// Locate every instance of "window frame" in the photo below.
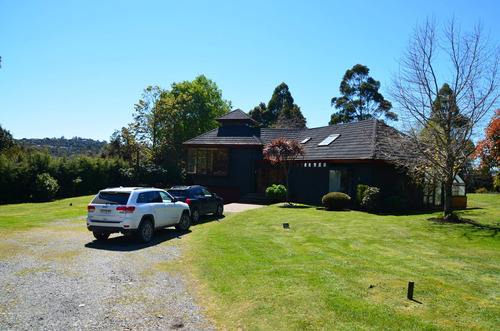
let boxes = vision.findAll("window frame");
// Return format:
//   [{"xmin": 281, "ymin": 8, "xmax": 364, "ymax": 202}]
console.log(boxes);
[{"xmin": 187, "ymin": 147, "xmax": 228, "ymax": 176}]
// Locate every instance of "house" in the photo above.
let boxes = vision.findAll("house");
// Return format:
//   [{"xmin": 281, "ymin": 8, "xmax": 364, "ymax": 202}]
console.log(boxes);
[{"xmin": 183, "ymin": 109, "xmax": 422, "ymax": 206}]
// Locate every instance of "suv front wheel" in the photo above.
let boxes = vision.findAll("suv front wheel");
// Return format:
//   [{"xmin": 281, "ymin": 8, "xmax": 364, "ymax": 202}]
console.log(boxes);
[{"xmin": 215, "ymin": 203, "xmax": 224, "ymax": 217}]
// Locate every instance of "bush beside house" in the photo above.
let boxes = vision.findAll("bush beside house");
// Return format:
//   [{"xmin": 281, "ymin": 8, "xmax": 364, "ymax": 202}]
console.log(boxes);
[
  {"xmin": 322, "ymin": 192, "xmax": 351, "ymax": 211},
  {"xmin": 265, "ymin": 184, "xmax": 287, "ymax": 204}
]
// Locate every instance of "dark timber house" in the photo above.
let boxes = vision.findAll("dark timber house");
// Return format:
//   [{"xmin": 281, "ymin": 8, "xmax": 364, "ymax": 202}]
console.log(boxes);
[{"xmin": 183, "ymin": 109, "xmax": 421, "ymax": 206}]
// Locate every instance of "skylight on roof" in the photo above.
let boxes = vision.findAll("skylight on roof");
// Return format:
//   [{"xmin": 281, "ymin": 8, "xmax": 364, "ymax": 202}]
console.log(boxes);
[
  {"xmin": 301, "ymin": 137, "xmax": 311, "ymax": 144},
  {"xmin": 318, "ymin": 134, "xmax": 340, "ymax": 146}
]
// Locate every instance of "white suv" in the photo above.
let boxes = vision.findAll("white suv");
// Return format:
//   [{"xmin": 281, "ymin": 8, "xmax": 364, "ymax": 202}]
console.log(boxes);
[{"xmin": 87, "ymin": 187, "xmax": 191, "ymax": 243}]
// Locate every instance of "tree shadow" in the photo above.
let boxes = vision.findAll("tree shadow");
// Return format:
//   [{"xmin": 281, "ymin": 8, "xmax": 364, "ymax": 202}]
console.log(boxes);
[
  {"xmin": 85, "ymin": 228, "xmax": 191, "ymax": 252},
  {"xmin": 193, "ymin": 214, "xmax": 225, "ymax": 225},
  {"xmin": 279, "ymin": 203, "xmax": 313, "ymax": 209},
  {"xmin": 428, "ymin": 217, "xmax": 500, "ymax": 239}
]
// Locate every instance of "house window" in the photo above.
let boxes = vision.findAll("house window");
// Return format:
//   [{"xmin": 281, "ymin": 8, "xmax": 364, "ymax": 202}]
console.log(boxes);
[
  {"xmin": 329, "ymin": 170, "xmax": 351, "ymax": 194},
  {"xmin": 187, "ymin": 148, "xmax": 228, "ymax": 175},
  {"xmin": 301, "ymin": 137, "xmax": 311, "ymax": 144}
]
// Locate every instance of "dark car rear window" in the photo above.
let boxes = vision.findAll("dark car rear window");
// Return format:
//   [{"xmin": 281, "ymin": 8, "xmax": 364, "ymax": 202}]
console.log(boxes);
[
  {"xmin": 91, "ymin": 192, "xmax": 130, "ymax": 205},
  {"xmin": 168, "ymin": 190, "xmax": 187, "ymax": 197}
]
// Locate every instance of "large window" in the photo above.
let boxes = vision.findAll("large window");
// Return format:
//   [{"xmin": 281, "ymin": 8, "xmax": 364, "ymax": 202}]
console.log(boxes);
[
  {"xmin": 187, "ymin": 148, "xmax": 228, "ymax": 175},
  {"xmin": 329, "ymin": 169, "xmax": 351, "ymax": 194}
]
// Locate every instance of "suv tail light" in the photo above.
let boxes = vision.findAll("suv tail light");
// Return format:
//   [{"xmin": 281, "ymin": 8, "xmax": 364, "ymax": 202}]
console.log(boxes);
[
  {"xmin": 185, "ymin": 199, "xmax": 192, "ymax": 205},
  {"xmin": 87, "ymin": 205, "xmax": 95, "ymax": 211},
  {"xmin": 116, "ymin": 206, "xmax": 136, "ymax": 212}
]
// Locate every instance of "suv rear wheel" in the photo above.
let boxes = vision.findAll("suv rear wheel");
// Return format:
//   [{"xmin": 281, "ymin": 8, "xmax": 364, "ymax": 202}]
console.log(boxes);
[
  {"xmin": 191, "ymin": 208, "xmax": 200, "ymax": 223},
  {"xmin": 137, "ymin": 219, "xmax": 154, "ymax": 243},
  {"xmin": 175, "ymin": 212, "xmax": 191, "ymax": 232},
  {"xmin": 93, "ymin": 231, "xmax": 110, "ymax": 240}
]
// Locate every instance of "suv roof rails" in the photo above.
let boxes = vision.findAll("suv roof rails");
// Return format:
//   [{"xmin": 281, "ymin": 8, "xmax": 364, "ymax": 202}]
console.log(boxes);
[{"xmin": 102, "ymin": 186, "xmax": 155, "ymax": 191}]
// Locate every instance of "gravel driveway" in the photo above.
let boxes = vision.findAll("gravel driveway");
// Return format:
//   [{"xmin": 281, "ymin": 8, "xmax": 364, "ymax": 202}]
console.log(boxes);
[{"xmin": 0, "ymin": 218, "xmax": 215, "ymax": 330}]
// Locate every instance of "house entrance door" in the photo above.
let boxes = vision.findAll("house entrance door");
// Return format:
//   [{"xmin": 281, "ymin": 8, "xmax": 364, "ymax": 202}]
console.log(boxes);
[{"xmin": 255, "ymin": 166, "xmax": 285, "ymax": 193}]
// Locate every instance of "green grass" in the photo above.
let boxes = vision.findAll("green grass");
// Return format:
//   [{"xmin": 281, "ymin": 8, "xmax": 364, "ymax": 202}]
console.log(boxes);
[
  {"xmin": 0, "ymin": 195, "xmax": 92, "ymax": 230},
  {"xmin": 186, "ymin": 194, "xmax": 500, "ymax": 330}
]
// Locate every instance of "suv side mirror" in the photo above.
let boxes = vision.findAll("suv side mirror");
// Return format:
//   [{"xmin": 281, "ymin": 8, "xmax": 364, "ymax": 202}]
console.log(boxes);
[{"xmin": 172, "ymin": 197, "xmax": 179, "ymax": 203}]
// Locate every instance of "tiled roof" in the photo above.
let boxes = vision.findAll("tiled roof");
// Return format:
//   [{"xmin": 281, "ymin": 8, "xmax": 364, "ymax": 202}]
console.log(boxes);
[
  {"xmin": 184, "ymin": 119, "xmax": 402, "ymax": 161},
  {"xmin": 216, "ymin": 109, "xmax": 259, "ymax": 126}
]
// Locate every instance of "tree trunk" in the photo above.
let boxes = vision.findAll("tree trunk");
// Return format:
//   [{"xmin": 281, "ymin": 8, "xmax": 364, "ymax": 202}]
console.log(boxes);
[
  {"xmin": 443, "ymin": 174, "xmax": 454, "ymax": 216},
  {"xmin": 283, "ymin": 164, "xmax": 290, "ymax": 203}
]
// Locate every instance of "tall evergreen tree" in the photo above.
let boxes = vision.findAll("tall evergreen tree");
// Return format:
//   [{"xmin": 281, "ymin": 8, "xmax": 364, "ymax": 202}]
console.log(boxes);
[
  {"xmin": 330, "ymin": 64, "xmax": 396, "ymax": 124},
  {"xmin": 276, "ymin": 100, "xmax": 306, "ymax": 129},
  {"xmin": 249, "ymin": 82, "xmax": 306, "ymax": 128}
]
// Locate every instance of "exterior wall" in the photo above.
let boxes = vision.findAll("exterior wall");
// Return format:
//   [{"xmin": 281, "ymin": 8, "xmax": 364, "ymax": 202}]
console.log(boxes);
[
  {"xmin": 289, "ymin": 163, "xmax": 375, "ymax": 206},
  {"xmin": 187, "ymin": 146, "xmax": 259, "ymax": 203},
  {"xmin": 288, "ymin": 162, "xmax": 410, "ymax": 206},
  {"xmin": 188, "ymin": 148, "xmax": 414, "ymax": 207}
]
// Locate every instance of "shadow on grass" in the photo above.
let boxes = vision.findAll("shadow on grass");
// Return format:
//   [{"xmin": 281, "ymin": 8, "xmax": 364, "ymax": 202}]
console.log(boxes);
[
  {"xmin": 428, "ymin": 216, "xmax": 500, "ymax": 238},
  {"xmin": 84, "ymin": 214, "xmax": 225, "ymax": 252},
  {"xmin": 279, "ymin": 203, "xmax": 314, "ymax": 209},
  {"xmin": 194, "ymin": 214, "xmax": 225, "ymax": 225},
  {"xmin": 85, "ymin": 228, "xmax": 191, "ymax": 252}
]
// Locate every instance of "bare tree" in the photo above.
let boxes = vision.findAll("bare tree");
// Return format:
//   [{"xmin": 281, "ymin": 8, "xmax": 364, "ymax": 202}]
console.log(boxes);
[{"xmin": 390, "ymin": 18, "xmax": 500, "ymax": 217}]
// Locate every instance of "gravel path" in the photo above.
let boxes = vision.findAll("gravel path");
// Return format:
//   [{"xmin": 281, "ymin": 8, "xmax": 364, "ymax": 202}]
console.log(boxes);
[{"xmin": 0, "ymin": 218, "xmax": 215, "ymax": 331}]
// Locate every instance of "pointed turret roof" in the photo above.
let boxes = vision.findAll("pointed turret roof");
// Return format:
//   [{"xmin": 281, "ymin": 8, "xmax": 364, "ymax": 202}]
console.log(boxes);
[{"xmin": 216, "ymin": 109, "xmax": 259, "ymax": 126}]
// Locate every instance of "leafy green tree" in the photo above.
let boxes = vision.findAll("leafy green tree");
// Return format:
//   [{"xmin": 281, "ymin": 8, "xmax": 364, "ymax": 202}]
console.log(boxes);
[
  {"xmin": 131, "ymin": 86, "xmax": 165, "ymax": 161},
  {"xmin": 330, "ymin": 64, "xmax": 396, "ymax": 124},
  {"xmin": 153, "ymin": 75, "xmax": 232, "ymax": 168},
  {"xmin": 475, "ymin": 108, "xmax": 500, "ymax": 190},
  {"xmin": 104, "ymin": 127, "xmax": 142, "ymax": 163},
  {"xmin": 248, "ymin": 102, "xmax": 267, "ymax": 126},
  {"xmin": 0, "ymin": 124, "xmax": 15, "ymax": 153}
]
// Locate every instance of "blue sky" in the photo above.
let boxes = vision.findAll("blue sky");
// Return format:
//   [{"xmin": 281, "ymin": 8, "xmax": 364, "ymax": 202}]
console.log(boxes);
[{"xmin": 1, "ymin": 0, "xmax": 499, "ymax": 141}]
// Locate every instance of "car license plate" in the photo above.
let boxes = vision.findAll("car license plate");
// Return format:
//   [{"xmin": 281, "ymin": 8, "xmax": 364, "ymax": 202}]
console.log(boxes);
[{"xmin": 101, "ymin": 209, "xmax": 111, "ymax": 214}]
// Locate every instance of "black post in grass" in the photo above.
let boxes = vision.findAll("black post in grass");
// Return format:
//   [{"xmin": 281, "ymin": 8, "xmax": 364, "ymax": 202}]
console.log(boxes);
[{"xmin": 407, "ymin": 281, "xmax": 414, "ymax": 300}]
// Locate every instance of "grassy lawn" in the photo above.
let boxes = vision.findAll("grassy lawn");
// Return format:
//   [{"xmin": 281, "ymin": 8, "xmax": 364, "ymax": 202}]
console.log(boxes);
[
  {"xmin": 0, "ymin": 195, "xmax": 92, "ymax": 230},
  {"xmin": 186, "ymin": 194, "xmax": 500, "ymax": 330}
]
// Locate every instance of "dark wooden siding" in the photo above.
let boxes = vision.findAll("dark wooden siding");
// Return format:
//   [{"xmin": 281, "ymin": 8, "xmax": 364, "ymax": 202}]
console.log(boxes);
[{"xmin": 187, "ymin": 146, "xmax": 260, "ymax": 203}]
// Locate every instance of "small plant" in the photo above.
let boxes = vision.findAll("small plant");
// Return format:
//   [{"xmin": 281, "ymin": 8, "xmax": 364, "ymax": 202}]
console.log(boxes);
[
  {"xmin": 356, "ymin": 184, "xmax": 368, "ymax": 205},
  {"xmin": 322, "ymin": 192, "xmax": 351, "ymax": 211},
  {"xmin": 475, "ymin": 187, "xmax": 489, "ymax": 194},
  {"xmin": 384, "ymin": 195, "xmax": 407, "ymax": 212},
  {"xmin": 360, "ymin": 186, "xmax": 380, "ymax": 212},
  {"xmin": 265, "ymin": 184, "xmax": 287, "ymax": 204}
]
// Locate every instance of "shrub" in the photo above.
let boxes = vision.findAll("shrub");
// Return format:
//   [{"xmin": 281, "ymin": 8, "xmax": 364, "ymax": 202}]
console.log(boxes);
[
  {"xmin": 322, "ymin": 192, "xmax": 351, "ymax": 211},
  {"xmin": 360, "ymin": 186, "xmax": 381, "ymax": 212},
  {"xmin": 356, "ymin": 184, "xmax": 368, "ymax": 205},
  {"xmin": 31, "ymin": 173, "xmax": 59, "ymax": 202},
  {"xmin": 475, "ymin": 187, "xmax": 489, "ymax": 194},
  {"xmin": 384, "ymin": 195, "xmax": 407, "ymax": 212},
  {"xmin": 265, "ymin": 184, "xmax": 287, "ymax": 204}
]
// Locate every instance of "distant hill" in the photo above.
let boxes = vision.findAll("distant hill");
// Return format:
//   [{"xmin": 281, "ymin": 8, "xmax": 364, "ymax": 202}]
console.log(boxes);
[{"xmin": 16, "ymin": 137, "xmax": 107, "ymax": 157}]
